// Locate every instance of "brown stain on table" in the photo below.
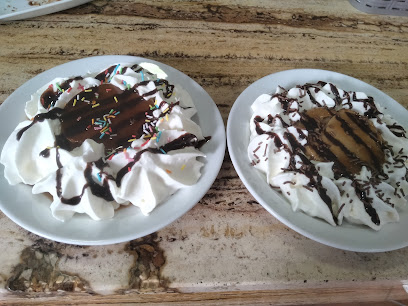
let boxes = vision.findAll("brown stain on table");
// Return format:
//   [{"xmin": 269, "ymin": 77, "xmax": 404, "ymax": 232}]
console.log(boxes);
[
  {"xmin": 6, "ymin": 239, "xmax": 93, "ymax": 294},
  {"xmin": 120, "ymin": 233, "xmax": 173, "ymax": 293}
]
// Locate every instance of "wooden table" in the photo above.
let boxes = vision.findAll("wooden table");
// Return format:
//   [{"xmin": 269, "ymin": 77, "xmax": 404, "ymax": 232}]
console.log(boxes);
[{"xmin": 1, "ymin": 0, "xmax": 408, "ymax": 304}]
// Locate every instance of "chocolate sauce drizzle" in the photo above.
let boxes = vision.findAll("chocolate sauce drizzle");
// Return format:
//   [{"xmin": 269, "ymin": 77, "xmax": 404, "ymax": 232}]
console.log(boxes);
[
  {"xmin": 17, "ymin": 107, "xmax": 64, "ymax": 141},
  {"xmin": 39, "ymin": 148, "xmax": 51, "ymax": 158},
  {"xmin": 40, "ymin": 77, "xmax": 83, "ymax": 109},
  {"xmin": 352, "ymin": 181, "xmax": 380, "ymax": 225},
  {"xmin": 386, "ymin": 123, "xmax": 407, "ymax": 138}
]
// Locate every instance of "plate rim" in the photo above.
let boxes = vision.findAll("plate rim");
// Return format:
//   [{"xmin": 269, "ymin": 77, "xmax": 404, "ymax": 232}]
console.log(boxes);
[
  {"xmin": 227, "ymin": 68, "xmax": 408, "ymax": 252},
  {"xmin": 0, "ymin": 55, "xmax": 226, "ymax": 245}
]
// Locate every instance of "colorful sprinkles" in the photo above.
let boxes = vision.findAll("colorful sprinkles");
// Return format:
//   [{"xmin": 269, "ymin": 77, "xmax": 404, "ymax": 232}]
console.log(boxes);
[{"xmin": 90, "ymin": 107, "xmax": 121, "ymax": 140}]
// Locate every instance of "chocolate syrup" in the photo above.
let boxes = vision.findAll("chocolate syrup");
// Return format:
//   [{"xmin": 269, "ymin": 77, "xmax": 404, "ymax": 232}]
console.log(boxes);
[
  {"xmin": 352, "ymin": 181, "xmax": 380, "ymax": 225},
  {"xmin": 387, "ymin": 123, "xmax": 406, "ymax": 138},
  {"xmin": 39, "ymin": 148, "xmax": 51, "ymax": 158},
  {"xmin": 55, "ymin": 159, "xmax": 114, "ymax": 205},
  {"xmin": 329, "ymin": 83, "xmax": 343, "ymax": 105},
  {"xmin": 40, "ymin": 77, "xmax": 82, "ymax": 109},
  {"xmin": 16, "ymin": 107, "xmax": 64, "ymax": 141}
]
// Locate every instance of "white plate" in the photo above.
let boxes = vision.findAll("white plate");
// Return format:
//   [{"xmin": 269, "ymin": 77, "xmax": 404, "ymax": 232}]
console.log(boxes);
[
  {"xmin": 0, "ymin": 0, "xmax": 92, "ymax": 21},
  {"xmin": 0, "ymin": 55, "xmax": 225, "ymax": 245},
  {"xmin": 227, "ymin": 69, "xmax": 408, "ymax": 252}
]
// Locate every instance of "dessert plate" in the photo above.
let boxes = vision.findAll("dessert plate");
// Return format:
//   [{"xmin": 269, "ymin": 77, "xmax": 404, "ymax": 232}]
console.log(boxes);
[
  {"xmin": 0, "ymin": 55, "xmax": 225, "ymax": 245},
  {"xmin": 0, "ymin": 0, "xmax": 92, "ymax": 21},
  {"xmin": 227, "ymin": 69, "xmax": 408, "ymax": 252}
]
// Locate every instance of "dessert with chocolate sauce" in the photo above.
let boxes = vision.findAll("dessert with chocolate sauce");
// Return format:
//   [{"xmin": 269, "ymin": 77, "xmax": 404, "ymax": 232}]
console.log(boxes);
[
  {"xmin": 1, "ymin": 63, "xmax": 208, "ymax": 221},
  {"xmin": 248, "ymin": 81, "xmax": 408, "ymax": 230}
]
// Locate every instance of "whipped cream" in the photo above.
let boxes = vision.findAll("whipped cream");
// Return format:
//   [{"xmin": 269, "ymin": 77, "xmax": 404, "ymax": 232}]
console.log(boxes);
[
  {"xmin": 1, "ymin": 63, "xmax": 207, "ymax": 221},
  {"xmin": 248, "ymin": 82, "xmax": 408, "ymax": 230}
]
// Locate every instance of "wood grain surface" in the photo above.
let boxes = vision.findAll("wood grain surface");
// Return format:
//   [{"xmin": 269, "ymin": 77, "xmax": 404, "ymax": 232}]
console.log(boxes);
[{"xmin": 0, "ymin": 0, "xmax": 408, "ymax": 304}]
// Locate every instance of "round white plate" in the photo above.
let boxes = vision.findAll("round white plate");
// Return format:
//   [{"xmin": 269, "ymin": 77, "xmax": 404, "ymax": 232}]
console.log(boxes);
[
  {"xmin": 0, "ymin": 55, "xmax": 225, "ymax": 245},
  {"xmin": 227, "ymin": 69, "xmax": 408, "ymax": 252}
]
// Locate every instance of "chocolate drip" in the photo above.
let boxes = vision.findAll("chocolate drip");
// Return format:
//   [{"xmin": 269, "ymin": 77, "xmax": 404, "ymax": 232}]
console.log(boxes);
[
  {"xmin": 39, "ymin": 148, "xmax": 51, "ymax": 158},
  {"xmin": 386, "ymin": 123, "xmax": 406, "ymax": 138},
  {"xmin": 296, "ymin": 128, "xmax": 307, "ymax": 140},
  {"xmin": 83, "ymin": 163, "xmax": 114, "ymax": 203},
  {"xmin": 254, "ymin": 121, "xmax": 265, "ymax": 135},
  {"xmin": 287, "ymin": 149, "xmax": 337, "ymax": 224},
  {"xmin": 40, "ymin": 77, "xmax": 82, "ymax": 109},
  {"xmin": 273, "ymin": 134, "xmax": 283, "ymax": 148},
  {"xmin": 254, "ymin": 114, "xmax": 291, "ymax": 136},
  {"xmin": 284, "ymin": 131, "xmax": 336, "ymax": 221},
  {"xmin": 130, "ymin": 64, "xmax": 155, "ymax": 78},
  {"xmin": 352, "ymin": 181, "xmax": 380, "ymax": 225},
  {"xmin": 351, "ymin": 93, "xmax": 380, "ymax": 118},
  {"xmin": 253, "ymin": 119, "xmax": 287, "ymax": 150},
  {"xmin": 130, "ymin": 64, "xmax": 143, "ymax": 73},
  {"xmin": 316, "ymin": 81, "xmax": 327, "ymax": 87},
  {"xmin": 329, "ymin": 83, "xmax": 343, "ymax": 105},
  {"xmin": 59, "ymin": 185, "xmax": 87, "ymax": 205},
  {"xmin": 154, "ymin": 79, "xmax": 175, "ymax": 98},
  {"xmin": 55, "ymin": 159, "xmax": 114, "ymax": 205},
  {"xmin": 56, "ymin": 147, "xmax": 62, "ymax": 198},
  {"xmin": 17, "ymin": 107, "xmax": 64, "ymax": 141},
  {"xmin": 276, "ymin": 96, "xmax": 298, "ymax": 114},
  {"xmin": 162, "ymin": 133, "xmax": 198, "ymax": 152},
  {"xmin": 284, "ymin": 131, "xmax": 304, "ymax": 153},
  {"xmin": 95, "ymin": 65, "xmax": 119, "ymax": 81},
  {"xmin": 305, "ymin": 87, "xmax": 321, "ymax": 106},
  {"xmin": 197, "ymin": 136, "xmax": 211, "ymax": 149},
  {"xmin": 94, "ymin": 158, "xmax": 106, "ymax": 170}
]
